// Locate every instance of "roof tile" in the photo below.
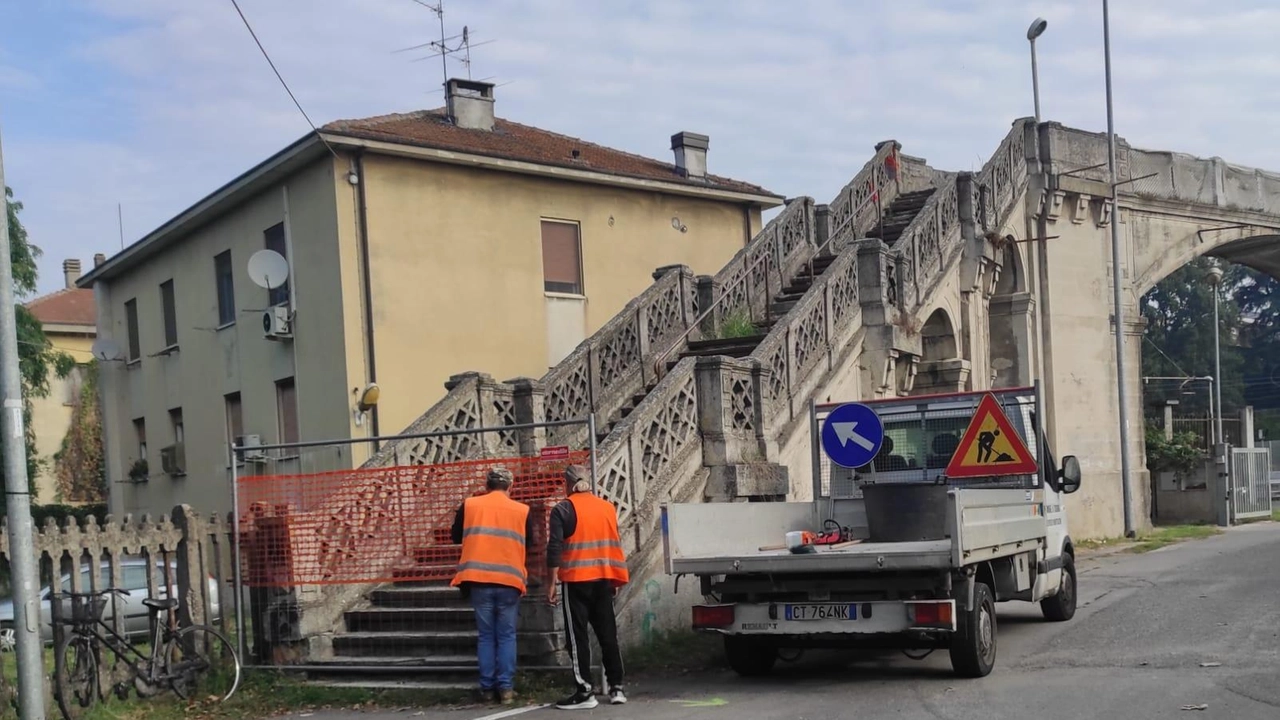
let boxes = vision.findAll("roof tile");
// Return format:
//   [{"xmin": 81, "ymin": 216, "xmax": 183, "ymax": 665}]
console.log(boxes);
[
  {"xmin": 25, "ymin": 288, "xmax": 96, "ymax": 328},
  {"xmin": 322, "ymin": 110, "xmax": 778, "ymax": 197}
]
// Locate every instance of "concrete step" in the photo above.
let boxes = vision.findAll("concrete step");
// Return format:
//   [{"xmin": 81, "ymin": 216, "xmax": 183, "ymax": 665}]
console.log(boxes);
[
  {"xmin": 332, "ymin": 630, "xmax": 559, "ymax": 659},
  {"xmin": 370, "ymin": 584, "xmax": 462, "ymax": 608},
  {"xmin": 344, "ymin": 606, "xmax": 475, "ymax": 632},
  {"xmin": 305, "ymin": 678, "xmax": 472, "ymax": 691}
]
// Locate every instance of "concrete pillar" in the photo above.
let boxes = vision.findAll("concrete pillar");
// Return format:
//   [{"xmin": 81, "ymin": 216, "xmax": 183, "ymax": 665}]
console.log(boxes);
[
  {"xmin": 1240, "ymin": 406, "xmax": 1255, "ymax": 448},
  {"xmin": 694, "ymin": 356, "xmax": 788, "ymax": 501},
  {"xmin": 1164, "ymin": 404, "xmax": 1174, "ymax": 441}
]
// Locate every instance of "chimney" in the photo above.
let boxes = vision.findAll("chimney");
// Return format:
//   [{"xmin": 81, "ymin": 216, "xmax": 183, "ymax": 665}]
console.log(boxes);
[
  {"xmin": 63, "ymin": 259, "xmax": 82, "ymax": 289},
  {"xmin": 445, "ymin": 78, "xmax": 495, "ymax": 131},
  {"xmin": 671, "ymin": 132, "xmax": 710, "ymax": 179},
  {"xmin": 93, "ymin": 253, "xmax": 106, "ymax": 268}
]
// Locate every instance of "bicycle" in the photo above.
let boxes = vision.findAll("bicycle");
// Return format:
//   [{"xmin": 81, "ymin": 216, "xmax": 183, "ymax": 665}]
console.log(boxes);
[{"xmin": 54, "ymin": 588, "xmax": 241, "ymax": 720}]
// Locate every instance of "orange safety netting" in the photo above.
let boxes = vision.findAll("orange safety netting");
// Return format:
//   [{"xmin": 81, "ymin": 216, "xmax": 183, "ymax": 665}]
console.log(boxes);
[{"xmin": 237, "ymin": 452, "xmax": 589, "ymax": 587}]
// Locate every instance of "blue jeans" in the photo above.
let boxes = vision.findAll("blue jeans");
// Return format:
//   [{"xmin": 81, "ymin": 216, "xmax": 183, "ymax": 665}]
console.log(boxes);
[{"xmin": 470, "ymin": 584, "xmax": 521, "ymax": 691}]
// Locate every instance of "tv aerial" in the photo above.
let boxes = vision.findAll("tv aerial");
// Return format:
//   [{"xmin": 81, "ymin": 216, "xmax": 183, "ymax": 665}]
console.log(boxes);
[
  {"xmin": 247, "ymin": 250, "xmax": 290, "ymax": 290},
  {"xmin": 91, "ymin": 338, "xmax": 124, "ymax": 362}
]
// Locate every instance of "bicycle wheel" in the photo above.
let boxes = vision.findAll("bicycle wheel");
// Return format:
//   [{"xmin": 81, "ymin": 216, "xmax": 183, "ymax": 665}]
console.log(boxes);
[
  {"xmin": 163, "ymin": 624, "xmax": 241, "ymax": 703},
  {"xmin": 54, "ymin": 634, "xmax": 98, "ymax": 720}
]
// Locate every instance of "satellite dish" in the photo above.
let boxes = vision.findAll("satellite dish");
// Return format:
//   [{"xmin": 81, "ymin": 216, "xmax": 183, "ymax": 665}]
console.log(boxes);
[
  {"xmin": 91, "ymin": 338, "xmax": 123, "ymax": 362},
  {"xmin": 247, "ymin": 250, "xmax": 290, "ymax": 290}
]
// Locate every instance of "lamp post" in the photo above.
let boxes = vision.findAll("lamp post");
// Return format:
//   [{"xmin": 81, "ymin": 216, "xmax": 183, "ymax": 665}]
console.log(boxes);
[
  {"xmin": 1206, "ymin": 266, "xmax": 1225, "ymax": 445},
  {"xmin": 1102, "ymin": 0, "xmax": 1135, "ymax": 537},
  {"xmin": 1027, "ymin": 18, "xmax": 1048, "ymax": 123}
]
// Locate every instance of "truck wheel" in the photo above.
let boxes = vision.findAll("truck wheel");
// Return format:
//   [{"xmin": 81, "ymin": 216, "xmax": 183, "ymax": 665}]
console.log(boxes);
[
  {"xmin": 723, "ymin": 635, "xmax": 777, "ymax": 677},
  {"xmin": 1040, "ymin": 553, "xmax": 1077, "ymax": 622},
  {"xmin": 950, "ymin": 582, "xmax": 996, "ymax": 678}
]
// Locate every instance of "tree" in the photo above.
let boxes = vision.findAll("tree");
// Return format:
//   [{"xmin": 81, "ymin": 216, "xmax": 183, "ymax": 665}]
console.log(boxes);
[
  {"xmin": 55, "ymin": 361, "xmax": 106, "ymax": 502},
  {"xmin": 1140, "ymin": 257, "xmax": 1244, "ymax": 415},
  {"xmin": 3, "ymin": 186, "xmax": 75, "ymax": 508}
]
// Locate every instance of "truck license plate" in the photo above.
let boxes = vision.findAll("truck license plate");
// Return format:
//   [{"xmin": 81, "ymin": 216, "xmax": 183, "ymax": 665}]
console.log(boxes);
[{"xmin": 785, "ymin": 604, "xmax": 857, "ymax": 621}]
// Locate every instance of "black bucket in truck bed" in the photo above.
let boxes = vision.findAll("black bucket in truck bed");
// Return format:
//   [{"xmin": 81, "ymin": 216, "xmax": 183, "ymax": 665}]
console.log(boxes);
[{"xmin": 861, "ymin": 483, "xmax": 949, "ymax": 543}]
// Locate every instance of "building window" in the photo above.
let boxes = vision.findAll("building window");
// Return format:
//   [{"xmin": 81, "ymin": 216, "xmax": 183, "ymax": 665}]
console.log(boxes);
[
  {"xmin": 124, "ymin": 299, "xmax": 140, "ymax": 361},
  {"xmin": 540, "ymin": 220, "xmax": 583, "ymax": 295},
  {"xmin": 225, "ymin": 392, "xmax": 243, "ymax": 443},
  {"xmin": 133, "ymin": 418, "xmax": 147, "ymax": 459},
  {"xmin": 215, "ymin": 250, "xmax": 235, "ymax": 326},
  {"xmin": 159, "ymin": 279, "xmax": 178, "ymax": 348},
  {"xmin": 264, "ymin": 223, "xmax": 290, "ymax": 307},
  {"xmin": 169, "ymin": 408, "xmax": 184, "ymax": 444},
  {"xmin": 276, "ymin": 378, "xmax": 298, "ymax": 445}
]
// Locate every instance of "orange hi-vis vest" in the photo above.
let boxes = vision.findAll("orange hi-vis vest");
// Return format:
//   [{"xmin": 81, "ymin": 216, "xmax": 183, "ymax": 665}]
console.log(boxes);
[
  {"xmin": 451, "ymin": 491, "xmax": 531, "ymax": 594},
  {"xmin": 560, "ymin": 493, "xmax": 629, "ymax": 586}
]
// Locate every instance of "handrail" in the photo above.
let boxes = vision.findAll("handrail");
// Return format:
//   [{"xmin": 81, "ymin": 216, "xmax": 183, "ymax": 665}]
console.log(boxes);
[
  {"xmin": 651, "ymin": 245, "xmax": 775, "ymax": 377},
  {"xmin": 802, "ymin": 172, "xmax": 885, "ymax": 285}
]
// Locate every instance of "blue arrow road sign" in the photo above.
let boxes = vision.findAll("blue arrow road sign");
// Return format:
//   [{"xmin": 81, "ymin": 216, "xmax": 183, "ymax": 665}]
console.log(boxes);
[{"xmin": 821, "ymin": 403, "xmax": 885, "ymax": 469}]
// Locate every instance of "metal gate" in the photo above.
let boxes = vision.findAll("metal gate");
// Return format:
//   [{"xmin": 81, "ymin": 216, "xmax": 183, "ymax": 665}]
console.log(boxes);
[{"xmin": 1230, "ymin": 447, "xmax": 1273, "ymax": 521}]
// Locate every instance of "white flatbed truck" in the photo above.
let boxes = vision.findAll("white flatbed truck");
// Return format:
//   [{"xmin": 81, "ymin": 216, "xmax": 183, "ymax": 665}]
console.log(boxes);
[{"xmin": 661, "ymin": 387, "xmax": 1082, "ymax": 677}]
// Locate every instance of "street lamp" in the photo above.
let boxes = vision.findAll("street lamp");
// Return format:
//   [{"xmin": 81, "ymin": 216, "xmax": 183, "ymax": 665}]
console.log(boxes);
[
  {"xmin": 1102, "ymin": 0, "xmax": 1136, "ymax": 537},
  {"xmin": 1027, "ymin": 18, "xmax": 1049, "ymax": 123},
  {"xmin": 1206, "ymin": 265, "xmax": 1225, "ymax": 445}
]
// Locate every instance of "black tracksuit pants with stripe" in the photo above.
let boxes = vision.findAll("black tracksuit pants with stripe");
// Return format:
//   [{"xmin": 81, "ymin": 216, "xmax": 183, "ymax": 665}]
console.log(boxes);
[{"xmin": 562, "ymin": 579, "xmax": 624, "ymax": 693}]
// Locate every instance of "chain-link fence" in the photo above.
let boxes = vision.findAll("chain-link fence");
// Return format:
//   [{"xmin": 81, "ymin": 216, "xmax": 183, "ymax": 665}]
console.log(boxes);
[{"xmin": 813, "ymin": 388, "xmax": 1042, "ymax": 501}]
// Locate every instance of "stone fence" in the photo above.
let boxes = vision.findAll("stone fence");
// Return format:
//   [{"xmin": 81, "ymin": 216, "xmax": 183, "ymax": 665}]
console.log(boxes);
[{"xmin": 0, "ymin": 507, "xmax": 234, "ymax": 697}]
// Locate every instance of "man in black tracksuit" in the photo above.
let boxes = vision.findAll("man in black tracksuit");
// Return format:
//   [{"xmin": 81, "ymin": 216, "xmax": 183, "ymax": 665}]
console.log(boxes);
[{"xmin": 546, "ymin": 465, "xmax": 628, "ymax": 710}]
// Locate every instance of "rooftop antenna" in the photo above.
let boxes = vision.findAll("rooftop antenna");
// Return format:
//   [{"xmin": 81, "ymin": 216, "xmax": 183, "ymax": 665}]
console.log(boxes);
[
  {"xmin": 117, "ymin": 203, "xmax": 124, "ymax": 250},
  {"xmin": 402, "ymin": 1, "xmax": 492, "ymax": 88}
]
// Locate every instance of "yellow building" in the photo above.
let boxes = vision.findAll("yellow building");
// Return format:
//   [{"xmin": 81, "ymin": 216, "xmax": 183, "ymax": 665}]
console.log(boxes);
[
  {"xmin": 25, "ymin": 258, "xmax": 97, "ymax": 504},
  {"xmin": 78, "ymin": 79, "xmax": 781, "ymax": 518}
]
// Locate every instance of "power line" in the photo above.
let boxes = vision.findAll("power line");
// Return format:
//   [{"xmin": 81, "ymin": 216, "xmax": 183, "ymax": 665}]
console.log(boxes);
[
  {"xmin": 229, "ymin": 0, "xmax": 340, "ymax": 160},
  {"xmin": 1142, "ymin": 335, "xmax": 1193, "ymax": 378}
]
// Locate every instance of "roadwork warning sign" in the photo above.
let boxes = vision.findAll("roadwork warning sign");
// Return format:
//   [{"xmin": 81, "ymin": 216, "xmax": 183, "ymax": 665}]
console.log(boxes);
[{"xmin": 945, "ymin": 393, "xmax": 1038, "ymax": 478}]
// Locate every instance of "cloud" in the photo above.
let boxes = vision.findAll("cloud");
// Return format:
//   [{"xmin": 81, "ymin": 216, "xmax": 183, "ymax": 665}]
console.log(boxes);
[{"xmin": 2, "ymin": 0, "xmax": 1279, "ymax": 294}]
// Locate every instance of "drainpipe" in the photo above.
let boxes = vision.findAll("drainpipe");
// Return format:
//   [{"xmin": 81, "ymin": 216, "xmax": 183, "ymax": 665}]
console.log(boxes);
[{"xmin": 353, "ymin": 151, "xmax": 380, "ymax": 445}]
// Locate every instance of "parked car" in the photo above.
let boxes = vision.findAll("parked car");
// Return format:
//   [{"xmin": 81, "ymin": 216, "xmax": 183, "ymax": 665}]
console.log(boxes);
[{"xmin": 0, "ymin": 557, "xmax": 221, "ymax": 651}]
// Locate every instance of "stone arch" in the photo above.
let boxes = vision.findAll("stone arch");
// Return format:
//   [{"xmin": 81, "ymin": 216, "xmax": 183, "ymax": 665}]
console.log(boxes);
[
  {"xmin": 1135, "ymin": 231, "xmax": 1280, "ymax": 298},
  {"xmin": 921, "ymin": 308, "xmax": 958, "ymax": 362},
  {"xmin": 914, "ymin": 307, "xmax": 968, "ymax": 395},
  {"xmin": 993, "ymin": 240, "xmax": 1027, "ymax": 295},
  {"xmin": 988, "ymin": 240, "xmax": 1034, "ymax": 389}
]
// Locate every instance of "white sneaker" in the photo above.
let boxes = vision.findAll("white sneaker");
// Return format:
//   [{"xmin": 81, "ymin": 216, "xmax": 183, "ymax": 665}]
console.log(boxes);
[
  {"xmin": 555, "ymin": 690, "xmax": 598, "ymax": 710},
  {"xmin": 609, "ymin": 688, "xmax": 627, "ymax": 705}
]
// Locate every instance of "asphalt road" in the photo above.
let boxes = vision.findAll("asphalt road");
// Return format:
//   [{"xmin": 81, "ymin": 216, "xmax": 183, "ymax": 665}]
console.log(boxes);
[{"xmin": 293, "ymin": 523, "xmax": 1280, "ymax": 720}]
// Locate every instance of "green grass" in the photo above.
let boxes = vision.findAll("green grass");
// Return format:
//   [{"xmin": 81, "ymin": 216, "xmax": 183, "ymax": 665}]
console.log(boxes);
[
  {"xmin": 1130, "ymin": 524, "xmax": 1222, "ymax": 553},
  {"xmin": 716, "ymin": 309, "xmax": 759, "ymax": 340},
  {"xmin": 1077, "ymin": 524, "xmax": 1223, "ymax": 554},
  {"xmin": 0, "ymin": 631, "xmax": 730, "ymax": 719},
  {"xmin": 1272, "ymin": 508, "xmax": 1279, "ymax": 523}
]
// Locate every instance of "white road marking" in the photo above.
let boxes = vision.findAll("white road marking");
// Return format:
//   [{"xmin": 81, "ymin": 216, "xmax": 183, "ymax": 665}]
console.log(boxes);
[{"xmin": 470, "ymin": 703, "xmax": 550, "ymax": 720}]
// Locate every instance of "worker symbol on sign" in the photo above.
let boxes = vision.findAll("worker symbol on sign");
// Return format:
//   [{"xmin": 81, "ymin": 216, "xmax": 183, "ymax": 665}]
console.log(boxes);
[
  {"xmin": 976, "ymin": 430, "xmax": 1014, "ymax": 464},
  {"xmin": 945, "ymin": 393, "xmax": 1038, "ymax": 478}
]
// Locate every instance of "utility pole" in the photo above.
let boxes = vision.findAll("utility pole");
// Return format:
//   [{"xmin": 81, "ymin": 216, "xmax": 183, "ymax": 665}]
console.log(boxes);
[
  {"xmin": 1102, "ymin": 0, "xmax": 1136, "ymax": 538},
  {"xmin": 0, "ymin": 124, "xmax": 47, "ymax": 718}
]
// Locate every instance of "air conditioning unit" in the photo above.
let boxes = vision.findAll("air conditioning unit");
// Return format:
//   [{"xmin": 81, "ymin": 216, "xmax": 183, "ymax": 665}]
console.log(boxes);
[
  {"xmin": 160, "ymin": 443, "xmax": 186, "ymax": 476},
  {"xmin": 263, "ymin": 306, "xmax": 293, "ymax": 340},
  {"xmin": 235, "ymin": 434, "xmax": 266, "ymax": 463}
]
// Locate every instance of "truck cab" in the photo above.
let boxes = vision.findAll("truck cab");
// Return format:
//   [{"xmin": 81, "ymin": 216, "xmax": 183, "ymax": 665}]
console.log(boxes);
[{"xmin": 661, "ymin": 387, "xmax": 1082, "ymax": 678}]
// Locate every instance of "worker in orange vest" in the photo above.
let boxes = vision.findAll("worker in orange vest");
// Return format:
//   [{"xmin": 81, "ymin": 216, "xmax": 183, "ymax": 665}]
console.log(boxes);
[
  {"xmin": 546, "ymin": 464, "xmax": 630, "ymax": 710},
  {"xmin": 450, "ymin": 467, "xmax": 534, "ymax": 705}
]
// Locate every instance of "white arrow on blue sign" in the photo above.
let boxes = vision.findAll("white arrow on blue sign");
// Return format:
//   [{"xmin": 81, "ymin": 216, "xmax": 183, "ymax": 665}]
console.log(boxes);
[{"xmin": 821, "ymin": 403, "xmax": 885, "ymax": 469}]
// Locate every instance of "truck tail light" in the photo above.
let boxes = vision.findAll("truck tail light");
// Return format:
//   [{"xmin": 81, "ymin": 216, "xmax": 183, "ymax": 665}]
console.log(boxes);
[
  {"xmin": 907, "ymin": 600, "xmax": 954, "ymax": 630},
  {"xmin": 692, "ymin": 604, "xmax": 735, "ymax": 629}
]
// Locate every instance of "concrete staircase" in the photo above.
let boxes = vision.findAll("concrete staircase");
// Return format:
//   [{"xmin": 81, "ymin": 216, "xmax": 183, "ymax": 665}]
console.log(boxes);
[
  {"xmin": 254, "ymin": 119, "xmax": 1038, "ymax": 683},
  {"xmin": 308, "ymin": 581, "xmax": 560, "ymax": 687}
]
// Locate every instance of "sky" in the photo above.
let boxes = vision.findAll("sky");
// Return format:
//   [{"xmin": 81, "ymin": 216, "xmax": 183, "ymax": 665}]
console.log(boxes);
[{"xmin": 2, "ymin": 0, "xmax": 1280, "ymax": 297}]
